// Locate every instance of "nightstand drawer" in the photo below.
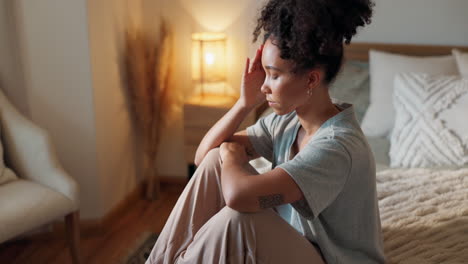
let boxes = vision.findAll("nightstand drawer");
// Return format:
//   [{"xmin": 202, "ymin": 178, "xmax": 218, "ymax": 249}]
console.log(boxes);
[
  {"xmin": 184, "ymin": 113, "xmax": 255, "ymax": 146},
  {"xmin": 184, "ymin": 127, "xmax": 209, "ymax": 145},
  {"xmin": 184, "ymin": 104, "xmax": 229, "ymax": 128}
]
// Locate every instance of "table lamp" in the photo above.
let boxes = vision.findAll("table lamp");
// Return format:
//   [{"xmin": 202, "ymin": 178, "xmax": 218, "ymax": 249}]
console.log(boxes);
[{"xmin": 191, "ymin": 32, "xmax": 227, "ymax": 97}]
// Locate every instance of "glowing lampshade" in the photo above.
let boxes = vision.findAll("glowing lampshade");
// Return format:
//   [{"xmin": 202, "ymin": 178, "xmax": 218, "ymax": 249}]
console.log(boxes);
[{"xmin": 192, "ymin": 32, "xmax": 227, "ymax": 96}]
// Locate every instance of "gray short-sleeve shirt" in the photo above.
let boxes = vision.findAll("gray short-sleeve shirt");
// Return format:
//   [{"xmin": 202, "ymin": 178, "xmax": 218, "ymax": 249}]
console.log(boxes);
[{"xmin": 247, "ymin": 102, "xmax": 385, "ymax": 264}]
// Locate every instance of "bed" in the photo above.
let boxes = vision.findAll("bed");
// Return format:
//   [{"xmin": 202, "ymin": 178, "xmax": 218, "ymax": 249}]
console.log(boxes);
[{"xmin": 250, "ymin": 43, "xmax": 468, "ymax": 263}]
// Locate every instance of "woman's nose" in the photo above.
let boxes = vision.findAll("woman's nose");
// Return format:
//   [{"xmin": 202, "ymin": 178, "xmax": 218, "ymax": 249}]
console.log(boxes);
[{"xmin": 260, "ymin": 82, "xmax": 270, "ymax": 94}]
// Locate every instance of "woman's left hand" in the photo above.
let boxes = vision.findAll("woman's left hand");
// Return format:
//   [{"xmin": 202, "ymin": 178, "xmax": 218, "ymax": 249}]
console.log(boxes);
[{"xmin": 220, "ymin": 142, "xmax": 249, "ymax": 164}]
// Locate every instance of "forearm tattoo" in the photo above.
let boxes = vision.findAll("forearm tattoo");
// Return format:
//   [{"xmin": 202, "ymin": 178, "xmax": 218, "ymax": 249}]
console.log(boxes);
[{"xmin": 258, "ymin": 194, "xmax": 284, "ymax": 209}]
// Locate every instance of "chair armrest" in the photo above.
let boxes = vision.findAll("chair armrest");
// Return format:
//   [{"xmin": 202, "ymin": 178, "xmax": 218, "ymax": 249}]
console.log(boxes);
[{"xmin": 0, "ymin": 91, "xmax": 79, "ymax": 207}]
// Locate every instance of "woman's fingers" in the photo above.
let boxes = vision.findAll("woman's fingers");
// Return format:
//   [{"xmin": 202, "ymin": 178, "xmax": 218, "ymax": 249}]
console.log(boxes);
[
  {"xmin": 244, "ymin": 57, "xmax": 250, "ymax": 76},
  {"xmin": 244, "ymin": 45, "xmax": 264, "ymax": 76},
  {"xmin": 251, "ymin": 47, "xmax": 262, "ymax": 72}
]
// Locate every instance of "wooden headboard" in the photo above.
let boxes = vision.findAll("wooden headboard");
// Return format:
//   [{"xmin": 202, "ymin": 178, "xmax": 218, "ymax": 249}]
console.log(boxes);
[
  {"xmin": 255, "ymin": 42, "xmax": 468, "ymax": 119},
  {"xmin": 344, "ymin": 42, "xmax": 468, "ymax": 61}
]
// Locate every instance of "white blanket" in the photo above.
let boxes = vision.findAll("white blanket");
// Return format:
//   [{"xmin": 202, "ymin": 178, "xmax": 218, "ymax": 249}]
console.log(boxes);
[{"xmin": 377, "ymin": 168, "xmax": 468, "ymax": 264}]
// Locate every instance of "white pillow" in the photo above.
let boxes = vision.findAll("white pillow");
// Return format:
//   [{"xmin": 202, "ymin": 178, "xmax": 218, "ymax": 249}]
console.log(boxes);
[
  {"xmin": 389, "ymin": 73, "xmax": 468, "ymax": 168},
  {"xmin": 452, "ymin": 49, "xmax": 468, "ymax": 77},
  {"xmin": 361, "ymin": 50, "xmax": 458, "ymax": 138},
  {"xmin": 0, "ymin": 129, "xmax": 18, "ymax": 185}
]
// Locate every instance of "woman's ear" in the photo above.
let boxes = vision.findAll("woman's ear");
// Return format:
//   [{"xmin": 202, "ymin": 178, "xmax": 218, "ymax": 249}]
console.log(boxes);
[{"xmin": 307, "ymin": 68, "xmax": 324, "ymax": 90}]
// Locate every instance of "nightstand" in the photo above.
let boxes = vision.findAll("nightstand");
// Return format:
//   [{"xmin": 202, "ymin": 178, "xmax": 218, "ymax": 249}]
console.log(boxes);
[{"xmin": 183, "ymin": 94, "xmax": 256, "ymax": 166}]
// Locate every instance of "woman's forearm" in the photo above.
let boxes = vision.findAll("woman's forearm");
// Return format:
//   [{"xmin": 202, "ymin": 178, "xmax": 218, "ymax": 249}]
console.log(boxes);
[{"xmin": 194, "ymin": 100, "xmax": 254, "ymax": 166}]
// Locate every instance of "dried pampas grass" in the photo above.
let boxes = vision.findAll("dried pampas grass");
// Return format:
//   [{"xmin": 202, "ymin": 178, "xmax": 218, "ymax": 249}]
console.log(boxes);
[{"xmin": 123, "ymin": 21, "xmax": 173, "ymax": 200}]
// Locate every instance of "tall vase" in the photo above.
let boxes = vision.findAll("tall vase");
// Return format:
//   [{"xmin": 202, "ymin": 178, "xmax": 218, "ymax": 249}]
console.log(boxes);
[{"xmin": 144, "ymin": 149, "xmax": 160, "ymax": 200}]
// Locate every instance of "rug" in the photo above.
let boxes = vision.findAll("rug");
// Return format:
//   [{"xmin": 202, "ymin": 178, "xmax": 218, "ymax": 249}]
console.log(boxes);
[{"xmin": 122, "ymin": 232, "xmax": 159, "ymax": 264}]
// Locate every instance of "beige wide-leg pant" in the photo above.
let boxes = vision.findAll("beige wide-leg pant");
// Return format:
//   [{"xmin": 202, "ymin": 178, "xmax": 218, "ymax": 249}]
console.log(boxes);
[{"xmin": 146, "ymin": 148, "xmax": 325, "ymax": 264}]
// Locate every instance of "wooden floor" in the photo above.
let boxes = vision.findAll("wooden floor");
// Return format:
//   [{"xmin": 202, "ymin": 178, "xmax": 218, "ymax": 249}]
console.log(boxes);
[{"xmin": 0, "ymin": 183, "xmax": 184, "ymax": 264}]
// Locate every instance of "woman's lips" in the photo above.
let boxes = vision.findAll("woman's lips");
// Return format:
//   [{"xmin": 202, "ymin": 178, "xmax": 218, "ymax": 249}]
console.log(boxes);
[{"xmin": 268, "ymin": 101, "xmax": 277, "ymax": 106}]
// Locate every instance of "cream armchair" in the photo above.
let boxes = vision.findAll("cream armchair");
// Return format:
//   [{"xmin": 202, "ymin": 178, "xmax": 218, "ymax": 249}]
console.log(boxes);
[{"xmin": 0, "ymin": 88, "xmax": 82, "ymax": 264}]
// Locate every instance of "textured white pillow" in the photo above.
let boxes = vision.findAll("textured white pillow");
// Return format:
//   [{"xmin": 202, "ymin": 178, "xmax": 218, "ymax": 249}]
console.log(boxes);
[
  {"xmin": 0, "ymin": 129, "xmax": 18, "ymax": 185},
  {"xmin": 361, "ymin": 50, "xmax": 458, "ymax": 138},
  {"xmin": 390, "ymin": 73, "xmax": 468, "ymax": 168},
  {"xmin": 452, "ymin": 49, "xmax": 468, "ymax": 77}
]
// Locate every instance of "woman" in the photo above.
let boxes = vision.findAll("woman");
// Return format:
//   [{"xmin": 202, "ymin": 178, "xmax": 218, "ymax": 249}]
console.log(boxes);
[{"xmin": 147, "ymin": 0, "xmax": 384, "ymax": 263}]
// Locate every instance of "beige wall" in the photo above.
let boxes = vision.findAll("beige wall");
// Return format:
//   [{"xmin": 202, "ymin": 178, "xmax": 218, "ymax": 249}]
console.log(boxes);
[
  {"xmin": 354, "ymin": 0, "xmax": 468, "ymax": 45},
  {"xmin": 12, "ymin": 0, "xmax": 102, "ymax": 218},
  {"xmin": 0, "ymin": 0, "xmax": 28, "ymax": 115},
  {"xmin": 140, "ymin": 0, "xmax": 190, "ymax": 179},
  {"xmin": 5, "ymin": 0, "xmax": 152, "ymax": 219},
  {"xmin": 2, "ymin": 0, "xmax": 187, "ymax": 220},
  {"xmin": 87, "ymin": 0, "xmax": 144, "ymax": 216}
]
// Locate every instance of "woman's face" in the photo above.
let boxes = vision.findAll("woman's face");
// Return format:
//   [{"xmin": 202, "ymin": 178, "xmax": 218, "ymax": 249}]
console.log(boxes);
[{"xmin": 260, "ymin": 38, "xmax": 311, "ymax": 115}]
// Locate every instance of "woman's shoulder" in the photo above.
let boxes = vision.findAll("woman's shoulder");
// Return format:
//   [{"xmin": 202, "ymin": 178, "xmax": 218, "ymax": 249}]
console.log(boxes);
[{"xmin": 311, "ymin": 114, "xmax": 369, "ymax": 157}]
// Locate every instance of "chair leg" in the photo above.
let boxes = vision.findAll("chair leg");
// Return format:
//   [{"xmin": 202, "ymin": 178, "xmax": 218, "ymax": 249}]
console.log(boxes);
[{"xmin": 65, "ymin": 211, "xmax": 83, "ymax": 264}]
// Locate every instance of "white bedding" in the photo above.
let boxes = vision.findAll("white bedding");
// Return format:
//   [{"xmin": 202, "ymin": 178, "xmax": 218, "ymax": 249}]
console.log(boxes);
[{"xmin": 377, "ymin": 168, "xmax": 468, "ymax": 264}]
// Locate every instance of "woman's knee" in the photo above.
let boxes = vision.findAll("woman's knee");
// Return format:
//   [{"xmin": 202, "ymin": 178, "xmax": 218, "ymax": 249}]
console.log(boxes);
[
  {"xmin": 198, "ymin": 148, "xmax": 222, "ymax": 170},
  {"xmin": 205, "ymin": 147, "xmax": 221, "ymax": 159},
  {"xmin": 191, "ymin": 206, "xmax": 249, "ymax": 240},
  {"xmin": 215, "ymin": 206, "xmax": 277, "ymax": 222},
  {"xmin": 197, "ymin": 207, "xmax": 250, "ymax": 231},
  {"xmin": 190, "ymin": 148, "xmax": 223, "ymax": 186},
  {"xmin": 214, "ymin": 206, "xmax": 254, "ymax": 226}
]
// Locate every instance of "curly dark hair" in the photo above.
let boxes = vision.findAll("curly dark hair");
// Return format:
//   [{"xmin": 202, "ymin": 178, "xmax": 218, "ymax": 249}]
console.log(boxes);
[{"xmin": 253, "ymin": 0, "xmax": 374, "ymax": 84}]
